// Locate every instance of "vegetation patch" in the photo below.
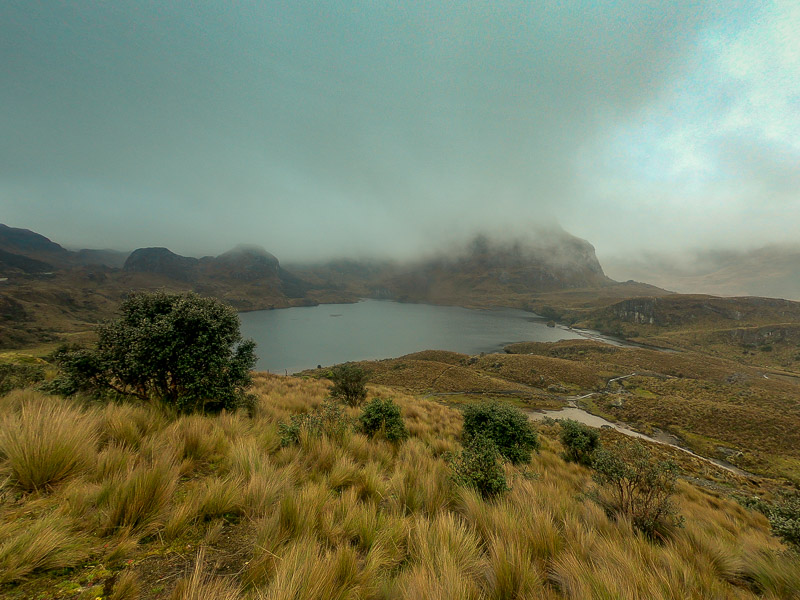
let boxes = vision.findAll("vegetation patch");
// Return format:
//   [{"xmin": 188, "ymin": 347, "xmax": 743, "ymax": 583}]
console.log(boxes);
[
  {"xmin": 358, "ymin": 397, "xmax": 408, "ymax": 442},
  {"xmin": 462, "ymin": 400, "xmax": 539, "ymax": 464}
]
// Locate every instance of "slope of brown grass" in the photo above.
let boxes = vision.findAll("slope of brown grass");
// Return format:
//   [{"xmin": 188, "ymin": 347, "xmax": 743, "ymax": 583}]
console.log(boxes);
[{"xmin": 1, "ymin": 375, "xmax": 798, "ymax": 599}]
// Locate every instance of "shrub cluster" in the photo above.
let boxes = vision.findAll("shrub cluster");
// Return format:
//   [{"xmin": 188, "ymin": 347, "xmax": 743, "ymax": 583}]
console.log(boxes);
[
  {"xmin": 450, "ymin": 434, "xmax": 509, "ymax": 498},
  {"xmin": 328, "ymin": 364, "xmax": 368, "ymax": 406},
  {"xmin": 0, "ymin": 363, "xmax": 45, "ymax": 396},
  {"xmin": 559, "ymin": 418, "xmax": 600, "ymax": 466},
  {"xmin": 358, "ymin": 397, "xmax": 408, "ymax": 442},
  {"xmin": 738, "ymin": 492, "xmax": 800, "ymax": 549},
  {"xmin": 590, "ymin": 440, "xmax": 681, "ymax": 538},
  {"xmin": 462, "ymin": 401, "xmax": 539, "ymax": 464}
]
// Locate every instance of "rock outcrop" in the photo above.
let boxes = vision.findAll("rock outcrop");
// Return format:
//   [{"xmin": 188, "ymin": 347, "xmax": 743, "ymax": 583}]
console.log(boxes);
[{"xmin": 123, "ymin": 247, "xmax": 200, "ymax": 281}]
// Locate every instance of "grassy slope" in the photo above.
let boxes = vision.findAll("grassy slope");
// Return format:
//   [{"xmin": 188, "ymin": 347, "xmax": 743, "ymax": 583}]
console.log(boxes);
[
  {"xmin": 304, "ymin": 340, "xmax": 800, "ymax": 484},
  {"xmin": 2, "ymin": 376, "xmax": 798, "ymax": 599}
]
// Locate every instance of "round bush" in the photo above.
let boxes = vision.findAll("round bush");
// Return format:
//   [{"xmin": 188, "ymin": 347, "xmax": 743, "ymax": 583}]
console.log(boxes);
[
  {"xmin": 462, "ymin": 401, "xmax": 539, "ymax": 464},
  {"xmin": 559, "ymin": 419, "xmax": 600, "ymax": 465},
  {"xmin": 451, "ymin": 434, "xmax": 509, "ymax": 498},
  {"xmin": 358, "ymin": 397, "xmax": 408, "ymax": 442}
]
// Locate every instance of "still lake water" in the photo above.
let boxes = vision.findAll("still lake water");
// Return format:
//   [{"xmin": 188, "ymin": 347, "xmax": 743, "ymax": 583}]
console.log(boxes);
[{"xmin": 239, "ymin": 299, "xmax": 586, "ymax": 373}]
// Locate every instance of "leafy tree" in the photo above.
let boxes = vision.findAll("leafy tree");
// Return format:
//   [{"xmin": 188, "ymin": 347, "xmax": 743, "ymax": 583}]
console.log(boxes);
[
  {"xmin": 559, "ymin": 419, "xmax": 600, "ymax": 465},
  {"xmin": 462, "ymin": 401, "xmax": 539, "ymax": 464},
  {"xmin": 358, "ymin": 397, "xmax": 408, "ymax": 442},
  {"xmin": 329, "ymin": 364, "xmax": 368, "ymax": 406},
  {"xmin": 450, "ymin": 434, "xmax": 509, "ymax": 498},
  {"xmin": 591, "ymin": 441, "xmax": 681, "ymax": 538},
  {"xmin": 49, "ymin": 292, "xmax": 256, "ymax": 413}
]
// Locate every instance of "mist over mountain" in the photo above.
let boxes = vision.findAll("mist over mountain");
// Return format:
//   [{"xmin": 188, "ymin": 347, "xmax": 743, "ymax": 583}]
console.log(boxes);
[{"xmin": 605, "ymin": 245, "xmax": 800, "ymax": 301}]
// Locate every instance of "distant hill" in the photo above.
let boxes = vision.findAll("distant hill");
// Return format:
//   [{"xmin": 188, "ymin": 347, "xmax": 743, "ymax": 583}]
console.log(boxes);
[
  {"xmin": 0, "ymin": 222, "xmax": 668, "ymax": 348},
  {"xmin": 0, "ymin": 224, "xmax": 130, "ymax": 272},
  {"xmin": 74, "ymin": 248, "xmax": 130, "ymax": 269},
  {"xmin": 293, "ymin": 229, "xmax": 618, "ymax": 307},
  {"xmin": 0, "ymin": 223, "xmax": 70, "ymax": 268},
  {"xmin": 604, "ymin": 245, "xmax": 800, "ymax": 301}
]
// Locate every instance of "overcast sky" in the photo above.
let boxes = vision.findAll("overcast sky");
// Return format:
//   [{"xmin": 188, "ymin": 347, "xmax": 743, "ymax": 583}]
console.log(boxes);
[{"xmin": 1, "ymin": 1, "xmax": 798, "ymax": 266}]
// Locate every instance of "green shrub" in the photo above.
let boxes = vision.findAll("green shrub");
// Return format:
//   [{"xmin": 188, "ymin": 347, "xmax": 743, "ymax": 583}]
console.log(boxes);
[
  {"xmin": 358, "ymin": 397, "xmax": 408, "ymax": 442},
  {"xmin": 47, "ymin": 292, "xmax": 256, "ymax": 414},
  {"xmin": 462, "ymin": 401, "xmax": 539, "ymax": 464},
  {"xmin": 0, "ymin": 363, "xmax": 45, "ymax": 396},
  {"xmin": 279, "ymin": 401, "xmax": 351, "ymax": 446},
  {"xmin": 328, "ymin": 364, "xmax": 368, "ymax": 407},
  {"xmin": 737, "ymin": 492, "xmax": 800, "ymax": 549},
  {"xmin": 450, "ymin": 434, "xmax": 508, "ymax": 498},
  {"xmin": 590, "ymin": 440, "xmax": 681, "ymax": 538},
  {"xmin": 559, "ymin": 419, "xmax": 600, "ymax": 465}
]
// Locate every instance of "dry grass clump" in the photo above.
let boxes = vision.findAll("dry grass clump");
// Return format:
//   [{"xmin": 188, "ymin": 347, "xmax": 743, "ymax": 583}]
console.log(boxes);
[
  {"xmin": 3, "ymin": 377, "xmax": 800, "ymax": 599},
  {"xmin": 0, "ymin": 514, "xmax": 89, "ymax": 584},
  {"xmin": 0, "ymin": 395, "xmax": 98, "ymax": 492},
  {"xmin": 109, "ymin": 569, "xmax": 140, "ymax": 600},
  {"xmin": 100, "ymin": 459, "xmax": 178, "ymax": 535},
  {"xmin": 98, "ymin": 401, "xmax": 166, "ymax": 449},
  {"xmin": 171, "ymin": 548, "xmax": 242, "ymax": 600}
]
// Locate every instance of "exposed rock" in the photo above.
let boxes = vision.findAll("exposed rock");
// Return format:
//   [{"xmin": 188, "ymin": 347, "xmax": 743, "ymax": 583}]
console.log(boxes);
[
  {"xmin": 205, "ymin": 245, "xmax": 279, "ymax": 282},
  {"xmin": 123, "ymin": 247, "xmax": 200, "ymax": 281}
]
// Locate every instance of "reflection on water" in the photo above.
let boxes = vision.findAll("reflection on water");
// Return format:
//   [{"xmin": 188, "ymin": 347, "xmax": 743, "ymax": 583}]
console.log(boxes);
[{"xmin": 239, "ymin": 299, "xmax": 586, "ymax": 373}]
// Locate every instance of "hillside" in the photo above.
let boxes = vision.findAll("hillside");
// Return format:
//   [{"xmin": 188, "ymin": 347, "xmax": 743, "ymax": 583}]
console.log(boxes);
[
  {"xmin": 305, "ymin": 338, "xmax": 800, "ymax": 483},
  {"xmin": 293, "ymin": 229, "xmax": 622, "ymax": 308},
  {"xmin": 0, "ymin": 224, "xmax": 662, "ymax": 349},
  {"xmin": 0, "ymin": 376, "xmax": 798, "ymax": 599},
  {"xmin": 0, "ymin": 225, "xmax": 353, "ymax": 348}
]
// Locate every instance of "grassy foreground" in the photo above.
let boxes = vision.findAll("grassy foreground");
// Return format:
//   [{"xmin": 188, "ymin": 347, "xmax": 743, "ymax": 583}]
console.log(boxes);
[{"xmin": 1, "ymin": 374, "xmax": 799, "ymax": 599}]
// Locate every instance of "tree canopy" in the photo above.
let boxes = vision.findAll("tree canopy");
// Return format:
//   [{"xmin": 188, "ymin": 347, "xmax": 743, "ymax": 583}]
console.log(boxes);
[{"xmin": 51, "ymin": 292, "xmax": 256, "ymax": 413}]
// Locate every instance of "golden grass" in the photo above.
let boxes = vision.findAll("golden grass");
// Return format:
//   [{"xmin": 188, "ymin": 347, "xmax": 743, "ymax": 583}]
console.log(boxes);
[
  {"xmin": 100, "ymin": 459, "xmax": 178, "ymax": 536},
  {"xmin": 0, "ymin": 395, "xmax": 98, "ymax": 492},
  {"xmin": 171, "ymin": 548, "xmax": 242, "ymax": 600},
  {"xmin": 0, "ymin": 514, "xmax": 88, "ymax": 584},
  {"xmin": 1, "ymin": 375, "xmax": 799, "ymax": 599}
]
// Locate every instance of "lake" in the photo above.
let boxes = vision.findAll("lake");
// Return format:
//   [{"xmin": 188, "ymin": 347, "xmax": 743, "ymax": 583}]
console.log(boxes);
[{"xmin": 239, "ymin": 299, "xmax": 586, "ymax": 373}]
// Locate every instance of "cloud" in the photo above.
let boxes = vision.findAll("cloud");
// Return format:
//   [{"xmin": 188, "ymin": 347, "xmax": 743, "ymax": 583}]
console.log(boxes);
[{"xmin": 0, "ymin": 1, "xmax": 794, "ymax": 263}]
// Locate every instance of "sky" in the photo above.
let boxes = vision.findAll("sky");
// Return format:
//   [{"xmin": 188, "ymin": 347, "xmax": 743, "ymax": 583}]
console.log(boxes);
[{"xmin": 1, "ymin": 1, "xmax": 798, "ymax": 267}]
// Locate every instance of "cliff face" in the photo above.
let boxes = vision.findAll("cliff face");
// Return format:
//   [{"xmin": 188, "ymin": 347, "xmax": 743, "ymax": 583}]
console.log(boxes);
[
  {"xmin": 378, "ymin": 231, "xmax": 613, "ymax": 304},
  {"xmin": 124, "ymin": 248, "xmax": 200, "ymax": 281},
  {"xmin": 203, "ymin": 245, "xmax": 280, "ymax": 282},
  {"xmin": 595, "ymin": 295, "xmax": 800, "ymax": 330}
]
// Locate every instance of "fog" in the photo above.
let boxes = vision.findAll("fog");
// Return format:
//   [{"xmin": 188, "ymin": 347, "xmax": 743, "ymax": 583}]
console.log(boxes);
[{"xmin": 1, "ymin": 1, "xmax": 798, "ymax": 271}]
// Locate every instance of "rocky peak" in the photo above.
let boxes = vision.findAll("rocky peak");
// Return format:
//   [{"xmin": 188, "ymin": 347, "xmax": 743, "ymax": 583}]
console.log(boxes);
[
  {"xmin": 206, "ymin": 245, "xmax": 280, "ymax": 281},
  {"xmin": 123, "ymin": 247, "xmax": 199, "ymax": 281}
]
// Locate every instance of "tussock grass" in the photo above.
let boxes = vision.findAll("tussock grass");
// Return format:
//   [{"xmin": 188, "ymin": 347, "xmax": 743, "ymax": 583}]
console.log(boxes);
[
  {"xmin": 109, "ymin": 569, "xmax": 140, "ymax": 600},
  {"xmin": 0, "ymin": 396, "xmax": 98, "ymax": 492},
  {"xmin": 3, "ymin": 378, "xmax": 800, "ymax": 599},
  {"xmin": 99, "ymin": 401, "xmax": 164, "ymax": 449},
  {"xmin": 188, "ymin": 475, "xmax": 244, "ymax": 522},
  {"xmin": 101, "ymin": 459, "xmax": 178, "ymax": 535},
  {"xmin": 169, "ymin": 414, "xmax": 229, "ymax": 466},
  {"xmin": 171, "ymin": 548, "xmax": 242, "ymax": 600},
  {"xmin": 0, "ymin": 514, "xmax": 88, "ymax": 584}
]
